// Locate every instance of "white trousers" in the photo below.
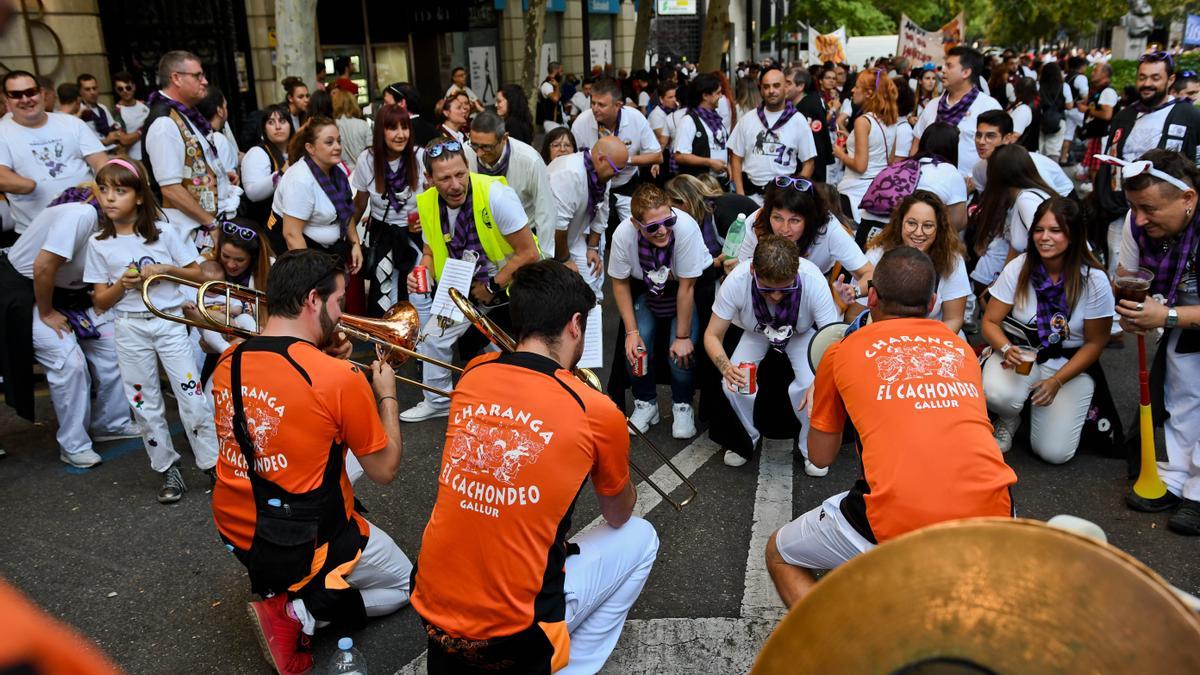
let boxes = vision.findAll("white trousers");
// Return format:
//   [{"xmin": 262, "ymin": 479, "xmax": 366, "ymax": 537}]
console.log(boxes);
[
  {"xmin": 1039, "ymin": 127, "xmax": 1066, "ymax": 158},
  {"xmin": 113, "ymin": 315, "xmax": 219, "ymax": 472},
  {"xmin": 775, "ymin": 491, "xmax": 874, "ymax": 570},
  {"xmin": 724, "ymin": 330, "xmax": 815, "ymax": 457},
  {"xmin": 561, "ymin": 517, "xmax": 659, "ymax": 675},
  {"xmin": 31, "ymin": 306, "xmax": 132, "ymax": 456},
  {"xmin": 982, "ymin": 353, "xmax": 1094, "ymax": 464},
  {"xmin": 291, "ymin": 520, "xmax": 413, "ymax": 635},
  {"xmin": 416, "ymin": 311, "xmax": 500, "ymax": 409},
  {"xmin": 1160, "ymin": 330, "xmax": 1200, "ymax": 501}
]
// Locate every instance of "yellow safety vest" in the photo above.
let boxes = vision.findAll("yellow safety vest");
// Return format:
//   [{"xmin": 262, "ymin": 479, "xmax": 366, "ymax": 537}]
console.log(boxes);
[{"xmin": 415, "ymin": 173, "xmax": 520, "ymax": 282}]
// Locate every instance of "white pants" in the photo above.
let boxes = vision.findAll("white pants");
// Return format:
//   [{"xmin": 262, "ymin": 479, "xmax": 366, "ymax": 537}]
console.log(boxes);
[
  {"xmin": 775, "ymin": 491, "xmax": 874, "ymax": 570},
  {"xmin": 724, "ymin": 330, "xmax": 815, "ymax": 457},
  {"xmin": 1160, "ymin": 330, "xmax": 1200, "ymax": 500},
  {"xmin": 1064, "ymin": 109, "xmax": 1085, "ymax": 146},
  {"xmin": 291, "ymin": 520, "xmax": 413, "ymax": 635},
  {"xmin": 416, "ymin": 312, "xmax": 499, "ymax": 409},
  {"xmin": 31, "ymin": 306, "xmax": 132, "ymax": 456},
  {"xmin": 113, "ymin": 315, "xmax": 219, "ymax": 472},
  {"xmin": 982, "ymin": 353, "xmax": 1094, "ymax": 464},
  {"xmin": 569, "ymin": 235, "xmax": 605, "ymax": 302},
  {"xmin": 561, "ymin": 517, "xmax": 659, "ymax": 675},
  {"xmin": 1039, "ymin": 127, "xmax": 1066, "ymax": 158}
]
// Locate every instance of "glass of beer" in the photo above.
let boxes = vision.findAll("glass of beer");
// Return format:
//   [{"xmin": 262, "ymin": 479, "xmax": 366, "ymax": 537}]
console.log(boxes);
[
  {"xmin": 1014, "ymin": 348, "xmax": 1038, "ymax": 376},
  {"xmin": 1114, "ymin": 267, "xmax": 1155, "ymax": 304}
]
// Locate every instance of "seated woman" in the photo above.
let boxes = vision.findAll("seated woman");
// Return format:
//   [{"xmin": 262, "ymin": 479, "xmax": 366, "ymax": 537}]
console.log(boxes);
[
  {"xmin": 849, "ymin": 191, "xmax": 971, "ymax": 334},
  {"xmin": 704, "ymin": 234, "xmax": 839, "ymax": 471},
  {"xmin": 610, "ymin": 184, "xmax": 713, "ymax": 439},
  {"xmin": 970, "ymin": 144, "xmax": 1055, "ymax": 294},
  {"xmin": 980, "ymin": 197, "xmax": 1114, "ymax": 463}
]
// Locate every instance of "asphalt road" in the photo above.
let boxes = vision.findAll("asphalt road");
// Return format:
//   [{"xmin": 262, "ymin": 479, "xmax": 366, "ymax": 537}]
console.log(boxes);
[{"xmin": 0, "ymin": 308, "xmax": 1196, "ymax": 674}]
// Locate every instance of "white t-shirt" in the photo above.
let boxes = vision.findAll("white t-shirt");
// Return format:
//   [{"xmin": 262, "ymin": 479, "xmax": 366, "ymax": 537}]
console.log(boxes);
[
  {"xmin": 569, "ymin": 92, "xmax": 590, "ymax": 118},
  {"xmin": 607, "ymin": 207, "xmax": 713, "ymax": 282},
  {"xmin": 1068, "ymin": 74, "xmax": 1090, "ymax": 102},
  {"xmin": 860, "ymin": 247, "xmax": 970, "ymax": 322},
  {"xmin": 913, "ymin": 90, "xmax": 1002, "ymax": 178},
  {"xmin": 674, "ymin": 110, "xmax": 730, "ymax": 166},
  {"xmin": 717, "ymin": 96, "xmax": 733, "ymax": 132},
  {"xmin": 972, "ymin": 151, "xmax": 1073, "ymax": 197},
  {"xmin": 0, "ymin": 113, "xmax": 103, "ymax": 231},
  {"xmin": 738, "ymin": 212, "xmax": 868, "ymax": 274},
  {"xmin": 240, "ymin": 145, "xmax": 285, "ymax": 203},
  {"xmin": 989, "ymin": 254, "xmax": 1115, "ymax": 369},
  {"xmin": 351, "ymin": 148, "xmax": 424, "ymax": 226},
  {"xmin": 445, "ymin": 85, "xmax": 480, "ymax": 103},
  {"xmin": 894, "ymin": 120, "xmax": 915, "ymax": 159},
  {"xmin": 1121, "ymin": 99, "xmax": 1175, "ymax": 162},
  {"xmin": 1011, "ymin": 103, "xmax": 1033, "ymax": 136},
  {"xmin": 438, "ymin": 181, "xmax": 528, "ymax": 277},
  {"xmin": 713, "ymin": 257, "xmax": 839, "ymax": 340},
  {"xmin": 272, "ymin": 161, "xmax": 345, "ymax": 246},
  {"xmin": 971, "ymin": 188, "xmax": 1050, "ymax": 286},
  {"xmin": 144, "ymin": 97, "xmax": 227, "ymax": 234},
  {"xmin": 211, "ymin": 132, "xmax": 243, "ymax": 215},
  {"xmin": 1118, "ymin": 212, "xmax": 1199, "ymax": 306},
  {"xmin": 466, "ymin": 139, "xmax": 552, "ymax": 252},
  {"xmin": 638, "ymin": 91, "xmax": 651, "ymax": 110},
  {"xmin": 82, "ymin": 102, "xmax": 118, "ymax": 150},
  {"xmin": 915, "ymin": 159, "xmax": 968, "ymax": 206},
  {"xmin": 82, "ymin": 222, "xmax": 205, "ymax": 313},
  {"xmin": 7, "ymin": 202, "xmax": 98, "ymax": 288},
  {"xmin": 727, "ymin": 107, "xmax": 818, "ymax": 187},
  {"xmin": 115, "ymin": 101, "xmax": 150, "ymax": 160},
  {"xmin": 548, "ymin": 151, "xmax": 609, "ymax": 254},
  {"xmin": 570, "ymin": 108, "xmax": 661, "ymax": 189},
  {"xmin": 837, "ymin": 114, "xmax": 897, "ymax": 222}
]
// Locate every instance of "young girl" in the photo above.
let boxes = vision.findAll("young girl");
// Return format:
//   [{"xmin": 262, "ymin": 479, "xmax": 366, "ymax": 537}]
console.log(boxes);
[{"xmin": 82, "ymin": 158, "xmax": 219, "ymax": 505}]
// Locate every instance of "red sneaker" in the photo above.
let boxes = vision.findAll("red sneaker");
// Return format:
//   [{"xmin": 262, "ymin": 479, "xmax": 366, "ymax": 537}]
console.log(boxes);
[{"xmin": 247, "ymin": 594, "xmax": 313, "ymax": 674}]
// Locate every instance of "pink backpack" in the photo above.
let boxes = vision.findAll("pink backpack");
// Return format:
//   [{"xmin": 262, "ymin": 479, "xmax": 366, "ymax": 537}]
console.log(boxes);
[{"xmin": 859, "ymin": 158, "xmax": 923, "ymax": 218}]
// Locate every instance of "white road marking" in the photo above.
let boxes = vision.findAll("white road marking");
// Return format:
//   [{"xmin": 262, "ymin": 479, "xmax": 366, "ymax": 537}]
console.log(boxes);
[
  {"xmin": 598, "ymin": 617, "xmax": 780, "ymax": 674},
  {"xmin": 740, "ymin": 438, "xmax": 794, "ymax": 622}
]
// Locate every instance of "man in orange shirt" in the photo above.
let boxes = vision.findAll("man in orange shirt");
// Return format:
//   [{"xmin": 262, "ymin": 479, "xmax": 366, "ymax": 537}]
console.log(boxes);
[
  {"xmin": 766, "ymin": 247, "xmax": 1017, "ymax": 608},
  {"xmin": 410, "ymin": 260, "xmax": 659, "ymax": 674},
  {"xmin": 210, "ymin": 250, "xmax": 409, "ymax": 675}
]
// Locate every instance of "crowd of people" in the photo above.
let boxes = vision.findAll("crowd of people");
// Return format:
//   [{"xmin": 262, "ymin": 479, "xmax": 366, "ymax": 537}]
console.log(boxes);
[{"xmin": 0, "ymin": 41, "xmax": 1198, "ymax": 674}]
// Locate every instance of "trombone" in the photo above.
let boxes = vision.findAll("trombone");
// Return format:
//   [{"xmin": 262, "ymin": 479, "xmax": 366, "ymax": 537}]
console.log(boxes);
[
  {"xmin": 448, "ymin": 288, "xmax": 698, "ymax": 511},
  {"xmin": 139, "ymin": 275, "xmax": 462, "ymax": 397}
]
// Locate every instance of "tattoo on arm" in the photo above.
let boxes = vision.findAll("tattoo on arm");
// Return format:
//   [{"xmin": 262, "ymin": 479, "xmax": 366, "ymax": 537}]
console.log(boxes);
[{"xmin": 714, "ymin": 355, "xmax": 731, "ymax": 372}]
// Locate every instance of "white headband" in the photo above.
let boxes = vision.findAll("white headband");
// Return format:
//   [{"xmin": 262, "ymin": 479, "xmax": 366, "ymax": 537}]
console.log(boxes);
[{"xmin": 1095, "ymin": 154, "xmax": 1193, "ymax": 193}]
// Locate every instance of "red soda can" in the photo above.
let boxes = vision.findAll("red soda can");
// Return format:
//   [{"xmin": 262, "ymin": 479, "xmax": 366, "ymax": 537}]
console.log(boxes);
[
  {"xmin": 631, "ymin": 347, "xmax": 648, "ymax": 377},
  {"xmin": 413, "ymin": 265, "xmax": 430, "ymax": 294},
  {"xmin": 737, "ymin": 362, "xmax": 757, "ymax": 394},
  {"xmin": 407, "ymin": 210, "xmax": 420, "ymax": 227}
]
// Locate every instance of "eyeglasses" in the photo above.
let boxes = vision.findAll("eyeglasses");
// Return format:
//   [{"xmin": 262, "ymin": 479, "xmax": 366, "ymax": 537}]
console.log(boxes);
[
  {"xmin": 1138, "ymin": 51, "xmax": 1174, "ymax": 70},
  {"xmin": 175, "ymin": 70, "xmax": 207, "ymax": 81},
  {"xmin": 604, "ymin": 156, "xmax": 625, "ymax": 174},
  {"xmin": 468, "ymin": 137, "xmax": 503, "ymax": 154},
  {"xmin": 4, "ymin": 87, "xmax": 39, "ymax": 100},
  {"xmin": 222, "ymin": 220, "xmax": 258, "ymax": 241},
  {"xmin": 773, "ymin": 176, "xmax": 814, "ymax": 192},
  {"xmin": 752, "ymin": 272, "xmax": 799, "ymax": 293},
  {"xmin": 428, "ymin": 140, "xmax": 462, "ymax": 158},
  {"xmin": 633, "ymin": 212, "xmax": 677, "ymax": 234}
]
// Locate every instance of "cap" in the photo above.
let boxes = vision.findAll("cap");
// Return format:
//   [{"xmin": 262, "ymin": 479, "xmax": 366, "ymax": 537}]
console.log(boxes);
[{"xmin": 338, "ymin": 637, "xmax": 353, "ymax": 651}]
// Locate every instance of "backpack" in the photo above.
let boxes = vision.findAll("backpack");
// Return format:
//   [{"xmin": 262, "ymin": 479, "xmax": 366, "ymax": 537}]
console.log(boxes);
[
  {"xmin": 1040, "ymin": 88, "xmax": 1064, "ymax": 134},
  {"xmin": 859, "ymin": 158, "xmax": 922, "ymax": 217}
]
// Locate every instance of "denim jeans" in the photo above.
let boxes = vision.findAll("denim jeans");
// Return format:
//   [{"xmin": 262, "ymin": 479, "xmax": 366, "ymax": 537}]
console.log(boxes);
[{"xmin": 627, "ymin": 294, "xmax": 699, "ymax": 404}]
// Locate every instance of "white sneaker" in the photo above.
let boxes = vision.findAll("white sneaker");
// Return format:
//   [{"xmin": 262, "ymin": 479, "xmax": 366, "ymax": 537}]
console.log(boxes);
[
  {"xmin": 60, "ymin": 449, "xmax": 102, "ymax": 468},
  {"xmin": 993, "ymin": 415, "xmax": 1020, "ymax": 453},
  {"xmin": 629, "ymin": 400, "xmax": 660, "ymax": 434},
  {"xmin": 92, "ymin": 423, "xmax": 142, "ymax": 442},
  {"xmin": 723, "ymin": 450, "xmax": 748, "ymax": 467},
  {"xmin": 804, "ymin": 459, "xmax": 829, "ymax": 477},
  {"xmin": 671, "ymin": 403, "xmax": 697, "ymax": 439},
  {"xmin": 399, "ymin": 401, "xmax": 449, "ymax": 423}
]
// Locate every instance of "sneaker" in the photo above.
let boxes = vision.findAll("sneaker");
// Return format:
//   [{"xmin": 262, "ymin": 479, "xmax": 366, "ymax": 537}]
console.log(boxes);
[
  {"xmin": 804, "ymin": 459, "xmax": 829, "ymax": 477},
  {"xmin": 1126, "ymin": 490, "xmax": 1182, "ymax": 513},
  {"xmin": 629, "ymin": 400, "xmax": 660, "ymax": 434},
  {"xmin": 60, "ymin": 449, "xmax": 102, "ymax": 468},
  {"xmin": 993, "ymin": 415, "xmax": 1020, "ymax": 453},
  {"xmin": 247, "ymin": 594, "xmax": 313, "ymax": 675},
  {"xmin": 399, "ymin": 401, "xmax": 449, "ymax": 423},
  {"xmin": 671, "ymin": 403, "xmax": 696, "ymax": 439},
  {"xmin": 723, "ymin": 450, "xmax": 748, "ymax": 467},
  {"xmin": 92, "ymin": 423, "xmax": 142, "ymax": 442},
  {"xmin": 1168, "ymin": 499, "xmax": 1200, "ymax": 536},
  {"xmin": 158, "ymin": 464, "xmax": 187, "ymax": 504}
]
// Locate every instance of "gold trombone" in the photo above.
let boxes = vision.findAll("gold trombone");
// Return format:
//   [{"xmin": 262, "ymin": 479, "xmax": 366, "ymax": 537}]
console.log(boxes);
[
  {"xmin": 139, "ymin": 275, "xmax": 462, "ymax": 396},
  {"xmin": 448, "ymin": 288, "xmax": 698, "ymax": 511}
]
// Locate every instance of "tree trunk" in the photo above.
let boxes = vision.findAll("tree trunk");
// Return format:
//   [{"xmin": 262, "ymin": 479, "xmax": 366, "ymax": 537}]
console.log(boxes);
[
  {"xmin": 631, "ymin": 0, "xmax": 654, "ymax": 73},
  {"xmin": 275, "ymin": 0, "xmax": 318, "ymax": 90},
  {"xmin": 522, "ymin": 0, "xmax": 549, "ymax": 108},
  {"xmin": 699, "ymin": 0, "xmax": 732, "ymax": 73}
]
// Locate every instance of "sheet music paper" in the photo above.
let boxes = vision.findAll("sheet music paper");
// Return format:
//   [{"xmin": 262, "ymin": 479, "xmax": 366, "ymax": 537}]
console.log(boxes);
[
  {"xmin": 430, "ymin": 258, "xmax": 475, "ymax": 323},
  {"xmin": 578, "ymin": 305, "xmax": 603, "ymax": 369}
]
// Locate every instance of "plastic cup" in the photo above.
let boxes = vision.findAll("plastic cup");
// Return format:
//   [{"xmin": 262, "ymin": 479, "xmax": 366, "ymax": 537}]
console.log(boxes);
[
  {"xmin": 1114, "ymin": 267, "xmax": 1155, "ymax": 304},
  {"xmin": 1014, "ymin": 348, "xmax": 1037, "ymax": 376}
]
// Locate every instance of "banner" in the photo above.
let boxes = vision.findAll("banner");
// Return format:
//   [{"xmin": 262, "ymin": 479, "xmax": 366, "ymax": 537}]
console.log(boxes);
[
  {"xmin": 590, "ymin": 40, "xmax": 613, "ymax": 70},
  {"xmin": 1186, "ymin": 14, "xmax": 1200, "ymax": 47},
  {"xmin": 468, "ymin": 46, "xmax": 498, "ymax": 105},
  {"xmin": 807, "ymin": 26, "xmax": 847, "ymax": 66},
  {"xmin": 896, "ymin": 13, "xmax": 964, "ymax": 66}
]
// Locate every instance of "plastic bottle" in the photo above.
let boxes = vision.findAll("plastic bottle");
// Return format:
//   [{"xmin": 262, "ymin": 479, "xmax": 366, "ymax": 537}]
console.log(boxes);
[
  {"xmin": 327, "ymin": 637, "xmax": 366, "ymax": 674},
  {"xmin": 722, "ymin": 213, "xmax": 748, "ymax": 259}
]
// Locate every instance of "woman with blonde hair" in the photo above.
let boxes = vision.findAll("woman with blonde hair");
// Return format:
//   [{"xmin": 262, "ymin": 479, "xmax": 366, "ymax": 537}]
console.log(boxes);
[
  {"xmin": 331, "ymin": 88, "xmax": 371, "ymax": 166},
  {"xmin": 832, "ymin": 68, "xmax": 899, "ymax": 222}
]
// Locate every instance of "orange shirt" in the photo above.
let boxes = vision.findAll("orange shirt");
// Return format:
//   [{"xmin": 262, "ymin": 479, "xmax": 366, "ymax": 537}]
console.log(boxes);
[
  {"xmin": 411, "ymin": 351, "xmax": 630, "ymax": 641},
  {"xmin": 210, "ymin": 337, "xmax": 388, "ymax": 550},
  {"xmin": 810, "ymin": 318, "xmax": 1016, "ymax": 543},
  {"xmin": 0, "ymin": 579, "xmax": 122, "ymax": 675}
]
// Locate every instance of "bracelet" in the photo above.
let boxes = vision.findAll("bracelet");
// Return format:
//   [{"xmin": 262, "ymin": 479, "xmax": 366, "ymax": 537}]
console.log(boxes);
[
  {"xmin": 626, "ymin": 329, "xmax": 639, "ymax": 336},
  {"xmin": 587, "ymin": 245, "xmax": 600, "ymax": 251},
  {"xmin": 377, "ymin": 395, "xmax": 397, "ymax": 406},
  {"xmin": 676, "ymin": 334, "xmax": 690, "ymax": 340},
  {"xmin": 999, "ymin": 343, "xmax": 1012, "ymax": 356}
]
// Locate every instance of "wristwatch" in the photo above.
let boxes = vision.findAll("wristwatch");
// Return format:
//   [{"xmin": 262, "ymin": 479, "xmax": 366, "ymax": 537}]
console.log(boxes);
[{"xmin": 1166, "ymin": 307, "xmax": 1179, "ymax": 329}]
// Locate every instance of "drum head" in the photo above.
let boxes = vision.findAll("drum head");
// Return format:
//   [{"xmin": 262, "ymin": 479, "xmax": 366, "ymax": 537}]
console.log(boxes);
[
  {"xmin": 751, "ymin": 519, "xmax": 1200, "ymax": 674},
  {"xmin": 807, "ymin": 322, "xmax": 849, "ymax": 373}
]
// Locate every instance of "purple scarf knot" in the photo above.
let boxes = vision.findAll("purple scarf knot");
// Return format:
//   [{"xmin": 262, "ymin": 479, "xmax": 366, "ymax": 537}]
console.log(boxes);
[
  {"xmin": 383, "ymin": 156, "xmax": 410, "ymax": 213},
  {"xmin": 48, "ymin": 185, "xmax": 101, "ymax": 215},
  {"xmin": 478, "ymin": 142, "xmax": 511, "ymax": 178},
  {"xmin": 1134, "ymin": 209, "xmax": 1200, "ymax": 306},
  {"xmin": 581, "ymin": 150, "xmax": 606, "ymax": 221},
  {"xmin": 751, "ymin": 275, "xmax": 803, "ymax": 350},
  {"xmin": 699, "ymin": 210, "xmax": 721, "ymax": 257},
  {"xmin": 304, "ymin": 156, "xmax": 355, "ymax": 237},
  {"xmin": 1030, "ymin": 263, "xmax": 1071, "ymax": 348},
  {"xmin": 936, "ymin": 87, "xmax": 981, "ymax": 126},
  {"xmin": 147, "ymin": 91, "xmax": 217, "ymax": 158},
  {"xmin": 440, "ymin": 180, "xmax": 489, "ymax": 286},
  {"xmin": 637, "ymin": 230, "xmax": 677, "ymax": 317},
  {"xmin": 694, "ymin": 106, "xmax": 726, "ymax": 143},
  {"xmin": 756, "ymin": 102, "xmax": 798, "ymax": 137}
]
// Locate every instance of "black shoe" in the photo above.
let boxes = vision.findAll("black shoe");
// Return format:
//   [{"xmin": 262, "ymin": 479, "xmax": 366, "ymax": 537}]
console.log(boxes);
[
  {"xmin": 1126, "ymin": 489, "xmax": 1181, "ymax": 513},
  {"xmin": 158, "ymin": 464, "xmax": 187, "ymax": 504},
  {"xmin": 1167, "ymin": 499, "xmax": 1200, "ymax": 536},
  {"xmin": 204, "ymin": 467, "xmax": 217, "ymax": 488}
]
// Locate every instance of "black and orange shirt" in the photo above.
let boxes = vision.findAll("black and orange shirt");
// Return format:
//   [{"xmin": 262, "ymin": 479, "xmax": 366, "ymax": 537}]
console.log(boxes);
[
  {"xmin": 810, "ymin": 318, "xmax": 1017, "ymax": 544},
  {"xmin": 210, "ymin": 337, "xmax": 388, "ymax": 551},
  {"xmin": 411, "ymin": 351, "xmax": 630, "ymax": 643}
]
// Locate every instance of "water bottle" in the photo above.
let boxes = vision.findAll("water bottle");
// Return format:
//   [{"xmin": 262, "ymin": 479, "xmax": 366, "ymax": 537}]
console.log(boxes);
[
  {"xmin": 722, "ymin": 213, "xmax": 748, "ymax": 259},
  {"xmin": 327, "ymin": 637, "xmax": 366, "ymax": 674}
]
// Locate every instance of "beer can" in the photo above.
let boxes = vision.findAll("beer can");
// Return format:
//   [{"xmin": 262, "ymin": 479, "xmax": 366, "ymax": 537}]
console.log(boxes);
[
  {"xmin": 631, "ymin": 347, "xmax": 648, "ymax": 377},
  {"xmin": 737, "ymin": 362, "xmax": 757, "ymax": 394},
  {"xmin": 413, "ymin": 265, "xmax": 430, "ymax": 294}
]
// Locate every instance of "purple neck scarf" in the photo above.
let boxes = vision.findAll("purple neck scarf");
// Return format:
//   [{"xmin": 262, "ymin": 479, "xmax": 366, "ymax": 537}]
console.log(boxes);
[
  {"xmin": 751, "ymin": 274, "xmax": 803, "ymax": 350},
  {"xmin": 478, "ymin": 142, "xmax": 511, "ymax": 177},
  {"xmin": 1030, "ymin": 263, "xmax": 1071, "ymax": 347},
  {"xmin": 440, "ymin": 180, "xmax": 489, "ymax": 285},
  {"xmin": 1133, "ymin": 96, "xmax": 1179, "ymax": 115},
  {"xmin": 637, "ymin": 230, "xmax": 677, "ymax": 317},
  {"xmin": 699, "ymin": 210, "xmax": 721, "ymax": 257},
  {"xmin": 581, "ymin": 150, "xmax": 606, "ymax": 221},
  {"xmin": 1134, "ymin": 208, "xmax": 1200, "ymax": 305},
  {"xmin": 756, "ymin": 102, "xmax": 798, "ymax": 137},
  {"xmin": 694, "ymin": 105, "xmax": 726, "ymax": 141},
  {"xmin": 147, "ymin": 90, "xmax": 214, "ymax": 138},
  {"xmin": 304, "ymin": 156, "xmax": 355, "ymax": 236},
  {"xmin": 383, "ymin": 156, "xmax": 410, "ymax": 213},
  {"xmin": 48, "ymin": 185, "xmax": 101, "ymax": 215},
  {"xmin": 936, "ymin": 87, "xmax": 981, "ymax": 126}
]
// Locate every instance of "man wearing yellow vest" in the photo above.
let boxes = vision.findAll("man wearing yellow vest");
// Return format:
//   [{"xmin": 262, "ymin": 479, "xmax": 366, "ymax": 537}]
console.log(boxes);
[{"xmin": 402, "ymin": 138, "xmax": 541, "ymax": 422}]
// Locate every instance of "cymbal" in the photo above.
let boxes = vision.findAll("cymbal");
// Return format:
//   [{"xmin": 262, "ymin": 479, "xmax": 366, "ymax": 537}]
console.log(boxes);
[{"xmin": 752, "ymin": 518, "xmax": 1200, "ymax": 674}]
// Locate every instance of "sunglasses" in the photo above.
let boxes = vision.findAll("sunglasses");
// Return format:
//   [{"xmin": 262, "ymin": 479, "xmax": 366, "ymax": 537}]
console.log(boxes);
[
  {"xmin": 5, "ymin": 87, "xmax": 39, "ymax": 100},
  {"xmin": 116, "ymin": 84, "xmax": 134, "ymax": 92},
  {"xmin": 1181, "ymin": 70, "xmax": 1198, "ymax": 79},
  {"xmin": 752, "ymin": 272, "xmax": 799, "ymax": 293},
  {"xmin": 634, "ymin": 212, "xmax": 677, "ymax": 234},
  {"xmin": 604, "ymin": 156, "xmax": 624, "ymax": 174},
  {"xmin": 1139, "ymin": 51, "xmax": 1174, "ymax": 69},
  {"xmin": 773, "ymin": 176, "xmax": 814, "ymax": 192},
  {"xmin": 222, "ymin": 221, "xmax": 258, "ymax": 241},
  {"xmin": 428, "ymin": 140, "xmax": 462, "ymax": 158}
]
